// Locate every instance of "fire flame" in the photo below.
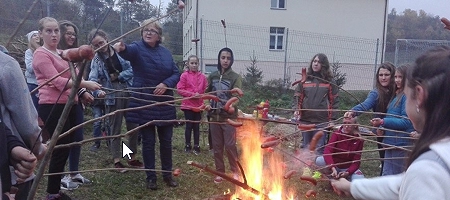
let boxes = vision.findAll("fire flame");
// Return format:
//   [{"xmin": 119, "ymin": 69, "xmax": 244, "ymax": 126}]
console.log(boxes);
[{"xmin": 231, "ymin": 121, "xmax": 296, "ymax": 200}]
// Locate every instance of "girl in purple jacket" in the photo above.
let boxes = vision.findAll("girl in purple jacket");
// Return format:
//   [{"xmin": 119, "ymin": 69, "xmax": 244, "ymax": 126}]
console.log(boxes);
[{"xmin": 177, "ymin": 55, "xmax": 208, "ymax": 155}]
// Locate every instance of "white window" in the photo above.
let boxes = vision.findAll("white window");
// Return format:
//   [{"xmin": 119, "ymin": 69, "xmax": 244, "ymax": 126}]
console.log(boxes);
[
  {"xmin": 271, "ymin": 0, "xmax": 285, "ymax": 9},
  {"xmin": 269, "ymin": 27, "xmax": 284, "ymax": 50}
]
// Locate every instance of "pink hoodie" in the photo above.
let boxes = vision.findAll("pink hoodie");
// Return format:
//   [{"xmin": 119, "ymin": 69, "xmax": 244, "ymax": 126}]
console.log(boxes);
[{"xmin": 176, "ymin": 70, "xmax": 208, "ymax": 111}]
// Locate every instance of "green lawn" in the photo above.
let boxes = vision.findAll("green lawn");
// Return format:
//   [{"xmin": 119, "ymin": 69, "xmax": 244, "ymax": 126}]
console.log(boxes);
[{"xmin": 34, "ymin": 117, "xmax": 380, "ymax": 200}]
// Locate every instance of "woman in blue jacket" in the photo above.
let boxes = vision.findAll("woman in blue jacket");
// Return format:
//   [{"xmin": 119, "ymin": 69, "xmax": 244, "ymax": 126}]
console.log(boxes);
[
  {"xmin": 114, "ymin": 18, "xmax": 180, "ymax": 190},
  {"xmin": 345, "ymin": 62, "xmax": 396, "ymax": 174},
  {"xmin": 370, "ymin": 64, "xmax": 414, "ymax": 175}
]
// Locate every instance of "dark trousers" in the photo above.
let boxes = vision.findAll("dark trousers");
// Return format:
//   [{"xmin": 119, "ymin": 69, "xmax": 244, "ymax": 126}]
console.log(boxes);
[
  {"xmin": 141, "ymin": 125, "xmax": 173, "ymax": 181},
  {"xmin": 69, "ymin": 103, "xmax": 84, "ymax": 174},
  {"xmin": 39, "ymin": 104, "xmax": 76, "ymax": 194},
  {"xmin": 183, "ymin": 110, "xmax": 202, "ymax": 146},
  {"xmin": 14, "ymin": 179, "xmax": 33, "ymax": 200}
]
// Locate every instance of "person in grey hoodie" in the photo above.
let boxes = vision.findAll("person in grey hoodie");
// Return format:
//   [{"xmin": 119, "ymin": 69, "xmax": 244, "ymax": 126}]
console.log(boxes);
[{"xmin": 0, "ymin": 49, "xmax": 46, "ymax": 199}]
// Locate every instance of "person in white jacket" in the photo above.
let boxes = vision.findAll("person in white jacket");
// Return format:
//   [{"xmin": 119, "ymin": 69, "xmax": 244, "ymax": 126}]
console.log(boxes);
[{"xmin": 331, "ymin": 45, "xmax": 450, "ymax": 200}]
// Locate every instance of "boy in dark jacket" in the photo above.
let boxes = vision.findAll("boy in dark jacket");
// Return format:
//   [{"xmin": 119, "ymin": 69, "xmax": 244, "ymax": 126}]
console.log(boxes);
[{"xmin": 205, "ymin": 47, "xmax": 242, "ymax": 183}]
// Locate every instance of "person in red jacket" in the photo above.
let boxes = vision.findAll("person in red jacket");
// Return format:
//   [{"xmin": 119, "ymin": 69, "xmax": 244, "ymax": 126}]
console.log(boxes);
[
  {"xmin": 315, "ymin": 116, "xmax": 365, "ymax": 181},
  {"xmin": 177, "ymin": 55, "xmax": 208, "ymax": 155}
]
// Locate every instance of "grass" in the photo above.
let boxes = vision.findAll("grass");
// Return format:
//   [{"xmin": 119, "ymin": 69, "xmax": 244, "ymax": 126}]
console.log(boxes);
[{"xmin": 33, "ymin": 113, "xmax": 381, "ymax": 200}]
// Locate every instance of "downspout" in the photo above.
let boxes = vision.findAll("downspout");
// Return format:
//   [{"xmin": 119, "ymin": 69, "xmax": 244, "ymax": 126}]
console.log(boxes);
[{"xmin": 381, "ymin": 0, "xmax": 389, "ymax": 63}]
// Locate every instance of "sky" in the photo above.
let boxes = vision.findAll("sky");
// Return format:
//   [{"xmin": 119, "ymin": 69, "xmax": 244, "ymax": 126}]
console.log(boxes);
[
  {"xmin": 148, "ymin": 0, "xmax": 449, "ymax": 18},
  {"xmin": 388, "ymin": 0, "xmax": 449, "ymax": 17}
]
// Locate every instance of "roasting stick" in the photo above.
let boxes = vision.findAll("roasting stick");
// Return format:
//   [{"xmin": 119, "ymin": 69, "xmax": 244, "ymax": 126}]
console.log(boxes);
[{"xmin": 187, "ymin": 161, "xmax": 270, "ymax": 200}]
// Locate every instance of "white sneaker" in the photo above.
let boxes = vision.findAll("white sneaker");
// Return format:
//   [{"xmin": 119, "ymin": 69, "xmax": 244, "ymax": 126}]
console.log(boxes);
[
  {"xmin": 60, "ymin": 175, "xmax": 79, "ymax": 190},
  {"xmin": 71, "ymin": 173, "xmax": 92, "ymax": 185}
]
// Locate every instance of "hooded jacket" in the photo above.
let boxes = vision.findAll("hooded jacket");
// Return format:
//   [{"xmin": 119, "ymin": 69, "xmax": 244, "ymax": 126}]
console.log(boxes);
[
  {"xmin": 350, "ymin": 137, "xmax": 450, "ymax": 200},
  {"xmin": 177, "ymin": 70, "xmax": 208, "ymax": 111},
  {"xmin": 206, "ymin": 48, "xmax": 242, "ymax": 122}
]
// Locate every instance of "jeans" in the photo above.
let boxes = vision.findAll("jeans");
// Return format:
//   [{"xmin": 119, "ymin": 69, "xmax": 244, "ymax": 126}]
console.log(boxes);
[
  {"xmin": 183, "ymin": 110, "xmax": 202, "ymax": 146},
  {"xmin": 27, "ymin": 83, "xmax": 39, "ymax": 110},
  {"xmin": 315, "ymin": 156, "xmax": 365, "ymax": 181},
  {"xmin": 382, "ymin": 148, "xmax": 408, "ymax": 176},
  {"xmin": 142, "ymin": 125, "xmax": 174, "ymax": 181},
  {"xmin": 301, "ymin": 123, "xmax": 327, "ymax": 155},
  {"xmin": 92, "ymin": 105, "xmax": 105, "ymax": 146}
]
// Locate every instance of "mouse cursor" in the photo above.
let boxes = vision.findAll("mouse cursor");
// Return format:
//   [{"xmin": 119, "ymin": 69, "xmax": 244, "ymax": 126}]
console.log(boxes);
[{"xmin": 122, "ymin": 142, "xmax": 133, "ymax": 160}]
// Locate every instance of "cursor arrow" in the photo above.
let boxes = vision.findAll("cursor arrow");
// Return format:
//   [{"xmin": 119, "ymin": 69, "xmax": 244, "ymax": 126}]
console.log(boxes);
[{"xmin": 122, "ymin": 142, "xmax": 133, "ymax": 160}]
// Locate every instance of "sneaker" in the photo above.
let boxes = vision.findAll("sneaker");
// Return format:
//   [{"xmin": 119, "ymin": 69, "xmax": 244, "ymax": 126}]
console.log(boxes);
[
  {"xmin": 71, "ymin": 173, "xmax": 92, "ymax": 185},
  {"xmin": 184, "ymin": 144, "xmax": 192, "ymax": 153},
  {"xmin": 193, "ymin": 145, "xmax": 200, "ymax": 155},
  {"xmin": 163, "ymin": 176, "xmax": 178, "ymax": 187},
  {"xmin": 90, "ymin": 143, "xmax": 100, "ymax": 152},
  {"xmin": 213, "ymin": 176, "xmax": 223, "ymax": 184},
  {"xmin": 146, "ymin": 179, "xmax": 157, "ymax": 190},
  {"xmin": 46, "ymin": 191, "xmax": 72, "ymax": 200},
  {"xmin": 114, "ymin": 162, "xmax": 128, "ymax": 173},
  {"xmin": 128, "ymin": 160, "xmax": 144, "ymax": 168},
  {"xmin": 60, "ymin": 175, "xmax": 79, "ymax": 191}
]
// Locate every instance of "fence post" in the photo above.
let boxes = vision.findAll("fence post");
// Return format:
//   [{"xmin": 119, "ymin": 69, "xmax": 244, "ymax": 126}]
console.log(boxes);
[
  {"xmin": 200, "ymin": 17, "xmax": 204, "ymax": 72},
  {"xmin": 373, "ymin": 38, "xmax": 379, "ymax": 89},
  {"xmin": 283, "ymin": 28, "xmax": 289, "ymax": 89}
]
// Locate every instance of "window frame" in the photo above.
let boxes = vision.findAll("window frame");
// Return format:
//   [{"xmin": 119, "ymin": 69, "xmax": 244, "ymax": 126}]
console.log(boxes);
[
  {"xmin": 269, "ymin": 27, "xmax": 285, "ymax": 50},
  {"xmin": 271, "ymin": 0, "xmax": 286, "ymax": 9}
]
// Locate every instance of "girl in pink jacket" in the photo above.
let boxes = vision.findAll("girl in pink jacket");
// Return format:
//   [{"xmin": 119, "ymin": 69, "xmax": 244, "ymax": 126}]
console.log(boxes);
[{"xmin": 177, "ymin": 55, "xmax": 208, "ymax": 155}]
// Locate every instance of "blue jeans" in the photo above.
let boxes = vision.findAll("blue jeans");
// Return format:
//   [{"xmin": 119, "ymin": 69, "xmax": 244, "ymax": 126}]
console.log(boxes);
[
  {"xmin": 382, "ymin": 148, "xmax": 407, "ymax": 176},
  {"xmin": 92, "ymin": 105, "xmax": 105, "ymax": 145},
  {"xmin": 142, "ymin": 125, "xmax": 174, "ymax": 181},
  {"xmin": 301, "ymin": 123, "xmax": 327, "ymax": 155},
  {"xmin": 27, "ymin": 83, "xmax": 39, "ymax": 110},
  {"xmin": 69, "ymin": 103, "xmax": 84, "ymax": 175},
  {"xmin": 315, "ymin": 156, "xmax": 365, "ymax": 181}
]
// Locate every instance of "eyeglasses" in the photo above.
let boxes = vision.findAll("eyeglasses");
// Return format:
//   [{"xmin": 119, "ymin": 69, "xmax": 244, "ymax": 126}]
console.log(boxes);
[
  {"xmin": 92, "ymin": 40, "xmax": 106, "ymax": 48},
  {"xmin": 65, "ymin": 32, "xmax": 77, "ymax": 37},
  {"xmin": 143, "ymin": 29, "xmax": 159, "ymax": 35}
]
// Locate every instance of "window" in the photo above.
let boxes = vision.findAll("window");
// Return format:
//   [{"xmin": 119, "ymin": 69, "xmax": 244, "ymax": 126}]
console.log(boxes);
[
  {"xmin": 271, "ymin": 0, "xmax": 285, "ymax": 9},
  {"xmin": 269, "ymin": 27, "xmax": 285, "ymax": 50},
  {"xmin": 204, "ymin": 64, "xmax": 217, "ymax": 74}
]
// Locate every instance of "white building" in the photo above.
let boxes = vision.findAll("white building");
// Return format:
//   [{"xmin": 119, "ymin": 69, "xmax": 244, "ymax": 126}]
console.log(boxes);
[{"xmin": 182, "ymin": 0, "xmax": 389, "ymax": 90}]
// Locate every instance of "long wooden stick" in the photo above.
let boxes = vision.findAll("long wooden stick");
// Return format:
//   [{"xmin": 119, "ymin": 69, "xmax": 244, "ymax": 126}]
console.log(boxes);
[{"xmin": 187, "ymin": 161, "xmax": 270, "ymax": 200}]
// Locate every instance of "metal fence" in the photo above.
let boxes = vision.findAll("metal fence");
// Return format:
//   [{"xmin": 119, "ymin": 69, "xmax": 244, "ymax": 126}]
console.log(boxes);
[
  {"xmin": 392, "ymin": 39, "xmax": 450, "ymax": 67},
  {"xmin": 185, "ymin": 18, "xmax": 383, "ymax": 91}
]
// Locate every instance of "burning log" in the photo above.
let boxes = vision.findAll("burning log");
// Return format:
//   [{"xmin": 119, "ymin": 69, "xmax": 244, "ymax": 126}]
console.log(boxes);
[{"xmin": 187, "ymin": 161, "xmax": 270, "ymax": 200}]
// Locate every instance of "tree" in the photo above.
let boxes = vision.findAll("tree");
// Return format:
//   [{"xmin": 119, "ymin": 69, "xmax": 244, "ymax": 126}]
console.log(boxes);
[
  {"xmin": 331, "ymin": 61, "xmax": 346, "ymax": 88},
  {"xmin": 162, "ymin": 0, "xmax": 183, "ymax": 55},
  {"xmin": 242, "ymin": 52, "xmax": 263, "ymax": 89}
]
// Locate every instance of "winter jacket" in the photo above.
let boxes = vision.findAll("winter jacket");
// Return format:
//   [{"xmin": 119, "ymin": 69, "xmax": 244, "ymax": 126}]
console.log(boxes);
[
  {"xmin": 176, "ymin": 70, "xmax": 208, "ymax": 111},
  {"xmin": 24, "ymin": 49, "xmax": 38, "ymax": 85},
  {"xmin": 350, "ymin": 138, "xmax": 450, "ymax": 200},
  {"xmin": 294, "ymin": 75, "xmax": 339, "ymax": 123},
  {"xmin": 0, "ymin": 121, "xmax": 27, "ymax": 195},
  {"xmin": 351, "ymin": 89, "xmax": 385, "ymax": 119},
  {"xmin": 382, "ymin": 94, "xmax": 414, "ymax": 146},
  {"xmin": 323, "ymin": 127, "xmax": 364, "ymax": 175},
  {"xmin": 118, "ymin": 39, "xmax": 180, "ymax": 125},
  {"xmin": 89, "ymin": 49, "xmax": 133, "ymax": 106}
]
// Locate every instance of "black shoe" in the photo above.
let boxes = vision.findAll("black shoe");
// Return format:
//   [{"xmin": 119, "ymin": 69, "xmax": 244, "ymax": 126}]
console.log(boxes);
[
  {"xmin": 146, "ymin": 179, "xmax": 158, "ymax": 190},
  {"xmin": 193, "ymin": 145, "xmax": 200, "ymax": 155},
  {"xmin": 184, "ymin": 144, "xmax": 191, "ymax": 153},
  {"xmin": 163, "ymin": 177, "xmax": 178, "ymax": 187}
]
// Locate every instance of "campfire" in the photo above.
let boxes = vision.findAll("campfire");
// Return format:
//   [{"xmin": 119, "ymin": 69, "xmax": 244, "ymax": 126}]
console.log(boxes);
[{"xmin": 190, "ymin": 121, "xmax": 315, "ymax": 200}]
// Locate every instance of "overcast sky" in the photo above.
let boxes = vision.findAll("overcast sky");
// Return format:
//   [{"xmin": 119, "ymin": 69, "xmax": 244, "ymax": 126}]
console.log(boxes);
[
  {"xmin": 389, "ymin": 0, "xmax": 449, "ymax": 17},
  {"xmin": 148, "ymin": 0, "xmax": 449, "ymax": 18}
]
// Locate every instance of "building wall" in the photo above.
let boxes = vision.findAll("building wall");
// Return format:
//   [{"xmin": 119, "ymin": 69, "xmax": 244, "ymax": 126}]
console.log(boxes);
[{"xmin": 183, "ymin": 0, "xmax": 388, "ymax": 90}]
